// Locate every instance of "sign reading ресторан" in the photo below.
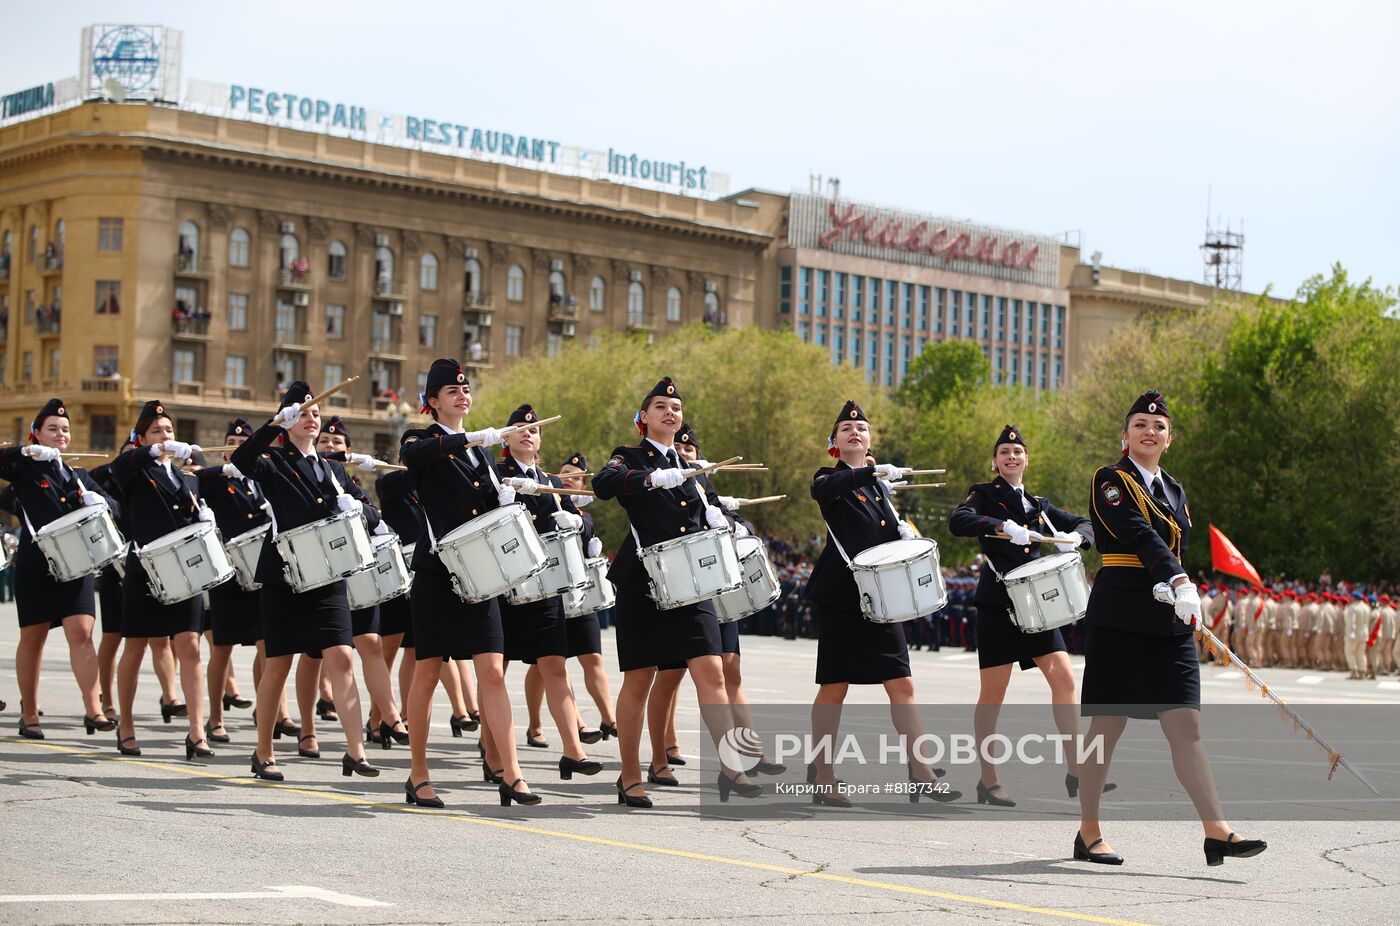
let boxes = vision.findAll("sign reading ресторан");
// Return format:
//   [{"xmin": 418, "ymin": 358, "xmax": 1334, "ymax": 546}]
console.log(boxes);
[{"xmin": 787, "ymin": 192, "xmax": 1060, "ymax": 288}]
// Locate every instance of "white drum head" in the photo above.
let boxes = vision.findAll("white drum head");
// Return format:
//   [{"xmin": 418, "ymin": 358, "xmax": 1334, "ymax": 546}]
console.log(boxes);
[
  {"xmin": 851, "ymin": 538, "xmax": 933, "ymax": 567},
  {"xmin": 1004, "ymin": 551, "xmax": 1081, "ymax": 582},
  {"xmin": 144, "ymin": 521, "xmax": 213, "ymax": 554},
  {"xmin": 734, "ymin": 536, "xmax": 763, "ymax": 559}
]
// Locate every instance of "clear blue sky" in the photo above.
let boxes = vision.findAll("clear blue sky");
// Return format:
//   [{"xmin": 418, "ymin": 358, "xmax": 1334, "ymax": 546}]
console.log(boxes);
[{"xmin": 6, "ymin": 1, "xmax": 1397, "ymax": 296}]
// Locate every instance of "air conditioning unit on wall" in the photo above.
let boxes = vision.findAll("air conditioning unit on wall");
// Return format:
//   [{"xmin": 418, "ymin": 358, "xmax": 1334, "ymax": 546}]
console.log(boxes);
[
  {"xmin": 293, "ymin": 292, "xmax": 310, "ymax": 306},
  {"xmin": 386, "ymin": 304, "xmax": 403, "ymax": 316}
]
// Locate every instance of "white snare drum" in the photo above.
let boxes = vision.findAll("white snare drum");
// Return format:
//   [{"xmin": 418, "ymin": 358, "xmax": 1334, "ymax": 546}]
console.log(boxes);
[
  {"xmin": 714, "ymin": 536, "xmax": 781, "ymax": 624},
  {"xmin": 435, "ymin": 505, "xmax": 546, "ymax": 603},
  {"xmin": 275, "ymin": 509, "xmax": 374, "ymax": 592},
  {"xmin": 1002, "ymin": 552, "xmax": 1089, "ymax": 633},
  {"xmin": 137, "ymin": 521, "xmax": 235, "ymax": 604},
  {"xmin": 33, "ymin": 506, "xmax": 126, "ymax": 582},
  {"xmin": 639, "ymin": 528, "xmax": 742, "ymax": 610},
  {"xmin": 850, "ymin": 538, "xmax": 945, "ymax": 624},
  {"xmin": 225, "ymin": 524, "xmax": 269, "ymax": 592},
  {"xmin": 565, "ymin": 556, "xmax": 616, "ymax": 618},
  {"xmin": 507, "ymin": 526, "xmax": 590, "ymax": 605},
  {"xmin": 346, "ymin": 533, "xmax": 413, "ymax": 609}
]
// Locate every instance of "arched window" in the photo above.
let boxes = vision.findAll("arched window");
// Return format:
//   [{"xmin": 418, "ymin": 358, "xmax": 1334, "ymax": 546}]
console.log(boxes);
[
  {"xmin": 229, "ymin": 227, "xmax": 251, "ymax": 268},
  {"xmin": 464, "ymin": 258, "xmax": 482, "ymax": 299},
  {"xmin": 665, "ymin": 286, "xmax": 682, "ymax": 323},
  {"xmin": 178, "ymin": 220, "xmax": 199, "ymax": 260},
  {"xmin": 327, "ymin": 240, "xmax": 347, "ymax": 279},
  {"xmin": 419, "ymin": 252, "xmax": 439, "ymax": 291},
  {"xmin": 627, "ymin": 281, "xmax": 645, "ymax": 325},
  {"xmin": 506, "ymin": 264, "xmax": 525, "ymax": 302},
  {"xmin": 375, "ymin": 246, "xmax": 395, "ymax": 291},
  {"xmin": 53, "ymin": 220, "xmax": 65, "ymax": 256},
  {"xmin": 589, "ymin": 276, "xmax": 606, "ymax": 312},
  {"xmin": 704, "ymin": 292, "xmax": 721, "ymax": 326},
  {"xmin": 279, "ymin": 233, "xmax": 299, "ymax": 269},
  {"xmin": 548, "ymin": 270, "xmax": 565, "ymax": 300}
]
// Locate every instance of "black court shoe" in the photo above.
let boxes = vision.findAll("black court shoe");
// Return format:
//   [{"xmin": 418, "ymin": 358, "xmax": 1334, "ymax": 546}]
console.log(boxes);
[
  {"xmin": 1073, "ymin": 832, "xmax": 1124, "ymax": 865},
  {"xmin": 665, "ymin": 745, "xmax": 687, "ymax": 766},
  {"xmin": 159, "ymin": 698, "xmax": 185, "ymax": 724},
  {"xmin": 559, "ymin": 755, "xmax": 604, "ymax": 780},
  {"xmin": 341, "ymin": 753, "xmax": 380, "ymax": 778},
  {"xmin": 753, "ymin": 757, "xmax": 787, "ymax": 776},
  {"xmin": 316, "ymin": 698, "xmax": 337, "ymax": 721},
  {"xmin": 525, "ymin": 729, "xmax": 549, "ymax": 749},
  {"xmin": 365, "ymin": 721, "xmax": 384, "ymax": 747},
  {"xmin": 449, "ymin": 715, "xmax": 471, "ymax": 737},
  {"xmin": 19, "ymin": 718, "xmax": 44, "ymax": 740},
  {"xmin": 483, "ymin": 767, "xmax": 504, "ymax": 785},
  {"xmin": 976, "ymin": 781, "xmax": 1016, "ymax": 807},
  {"xmin": 1204, "ymin": 833, "xmax": 1267, "ymax": 866},
  {"xmin": 297, "ymin": 735, "xmax": 320, "ymax": 759},
  {"xmin": 578, "ymin": 726, "xmax": 604, "ymax": 745},
  {"xmin": 273, "ymin": 717, "xmax": 300, "ymax": 739},
  {"xmin": 717, "ymin": 771, "xmax": 763, "ymax": 803},
  {"xmin": 250, "ymin": 753, "xmax": 283, "ymax": 781},
  {"xmin": 405, "ymin": 778, "xmax": 445, "ymax": 809},
  {"xmin": 1066, "ymin": 773, "xmax": 1116, "ymax": 798},
  {"xmin": 185, "ymin": 736, "xmax": 215, "ymax": 760},
  {"xmin": 115, "ymin": 731, "xmax": 141, "ymax": 756},
  {"xmin": 499, "ymin": 778, "xmax": 541, "ymax": 806},
  {"xmin": 599, "ymin": 721, "xmax": 617, "ymax": 740},
  {"xmin": 84, "ymin": 714, "xmax": 116, "ymax": 735},
  {"xmin": 909, "ymin": 763, "xmax": 961, "ymax": 803},
  {"xmin": 616, "ymin": 779, "xmax": 653, "ymax": 809},
  {"xmin": 647, "ymin": 763, "xmax": 679, "ymax": 787},
  {"xmin": 222, "ymin": 693, "xmax": 252, "ymax": 711},
  {"xmin": 204, "ymin": 720, "xmax": 231, "ymax": 744},
  {"xmin": 811, "ymin": 783, "xmax": 853, "ymax": 808},
  {"xmin": 384, "ymin": 720, "xmax": 410, "ymax": 746}
]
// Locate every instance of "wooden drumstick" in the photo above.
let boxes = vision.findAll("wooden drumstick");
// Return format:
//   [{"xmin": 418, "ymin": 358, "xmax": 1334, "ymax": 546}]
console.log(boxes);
[
  {"xmin": 988, "ymin": 531, "xmax": 1075, "ymax": 545},
  {"xmin": 890, "ymin": 482, "xmax": 946, "ymax": 490},
  {"xmin": 60, "ymin": 452, "xmax": 111, "ymax": 460},
  {"xmin": 467, "ymin": 415, "xmax": 564, "ymax": 449},
  {"xmin": 736, "ymin": 495, "xmax": 786, "ymax": 506},
  {"xmin": 524, "ymin": 485, "xmax": 596, "ymax": 498},
  {"xmin": 545, "ymin": 471, "xmax": 593, "ymax": 480},
  {"xmin": 685, "ymin": 456, "xmax": 742, "ymax": 480},
  {"xmin": 371, "ymin": 462, "xmax": 407, "ymax": 472},
  {"xmin": 298, "ymin": 376, "xmax": 359, "ymax": 409},
  {"xmin": 904, "ymin": 468, "xmax": 947, "ymax": 476},
  {"xmin": 717, "ymin": 465, "xmax": 768, "ymax": 473}
]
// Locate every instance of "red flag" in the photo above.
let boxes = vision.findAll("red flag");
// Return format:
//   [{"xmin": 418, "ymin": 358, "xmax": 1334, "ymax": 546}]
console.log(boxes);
[{"xmin": 1209, "ymin": 524, "xmax": 1263, "ymax": 588}]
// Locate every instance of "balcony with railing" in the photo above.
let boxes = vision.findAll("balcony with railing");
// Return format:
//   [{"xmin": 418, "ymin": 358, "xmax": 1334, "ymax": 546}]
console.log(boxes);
[
  {"xmin": 172, "ymin": 314, "xmax": 212, "ymax": 338},
  {"xmin": 547, "ymin": 293, "xmax": 579, "ymax": 323},
  {"xmin": 175, "ymin": 252, "xmax": 213, "ymax": 277},
  {"xmin": 40, "ymin": 252, "xmax": 63, "ymax": 275},
  {"xmin": 273, "ymin": 323, "xmax": 311, "ymax": 350},
  {"xmin": 277, "ymin": 266, "xmax": 313, "ymax": 290},
  {"xmin": 462, "ymin": 344, "xmax": 493, "ymax": 370},
  {"xmin": 35, "ymin": 308, "xmax": 62, "ymax": 336},
  {"xmin": 626, "ymin": 312, "xmax": 655, "ymax": 334},
  {"xmin": 373, "ymin": 279, "xmax": 406, "ymax": 301},
  {"xmin": 370, "ymin": 338, "xmax": 405, "ymax": 358}
]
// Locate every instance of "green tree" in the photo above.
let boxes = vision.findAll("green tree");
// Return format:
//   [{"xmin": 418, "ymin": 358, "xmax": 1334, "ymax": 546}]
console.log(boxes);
[{"xmin": 895, "ymin": 339, "xmax": 991, "ymax": 409}]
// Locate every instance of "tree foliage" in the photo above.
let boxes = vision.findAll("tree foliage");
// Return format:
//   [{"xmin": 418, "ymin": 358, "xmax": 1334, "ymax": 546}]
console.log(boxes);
[{"xmin": 896, "ymin": 339, "xmax": 991, "ymax": 409}]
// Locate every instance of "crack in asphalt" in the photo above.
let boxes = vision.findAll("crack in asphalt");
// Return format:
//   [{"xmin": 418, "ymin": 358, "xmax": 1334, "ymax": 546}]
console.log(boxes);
[
  {"xmin": 1318, "ymin": 838, "xmax": 1398, "ymax": 888},
  {"xmin": 738, "ymin": 819, "xmax": 831, "ymax": 888}
]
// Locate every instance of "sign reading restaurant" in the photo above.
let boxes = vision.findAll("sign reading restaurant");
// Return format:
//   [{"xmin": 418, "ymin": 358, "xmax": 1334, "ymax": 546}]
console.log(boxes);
[{"xmin": 787, "ymin": 193, "xmax": 1060, "ymax": 289}]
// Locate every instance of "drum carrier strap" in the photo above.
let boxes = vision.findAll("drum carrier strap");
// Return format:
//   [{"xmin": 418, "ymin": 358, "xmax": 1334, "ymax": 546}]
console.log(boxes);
[
  {"xmin": 820, "ymin": 479, "xmax": 907, "ymax": 571},
  {"xmin": 627, "ymin": 456, "xmax": 716, "ymax": 552}
]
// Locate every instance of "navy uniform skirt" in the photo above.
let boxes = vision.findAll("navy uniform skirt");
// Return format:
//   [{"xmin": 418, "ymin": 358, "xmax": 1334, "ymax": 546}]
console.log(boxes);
[
  {"xmin": 974, "ymin": 604, "xmax": 1067, "ymax": 671},
  {"xmin": 379, "ymin": 592, "xmax": 411, "ymax": 638},
  {"xmin": 351, "ymin": 605, "xmax": 380, "ymax": 638},
  {"xmin": 565, "ymin": 612, "xmax": 603, "ymax": 657},
  {"xmin": 614, "ymin": 583, "xmax": 721, "ymax": 673},
  {"xmin": 208, "ymin": 582, "xmax": 261, "ymax": 647},
  {"xmin": 1081, "ymin": 624, "xmax": 1201, "ymax": 719},
  {"xmin": 409, "ymin": 555, "xmax": 502, "ymax": 661},
  {"xmin": 121, "ymin": 551, "xmax": 203, "ymax": 639},
  {"xmin": 97, "ymin": 564, "xmax": 123, "ymax": 635},
  {"xmin": 813, "ymin": 602, "xmax": 911, "ymax": 685},
  {"xmin": 502, "ymin": 595, "xmax": 568, "ymax": 663},
  {"xmin": 260, "ymin": 581, "xmax": 352, "ymax": 659},
  {"xmin": 15, "ymin": 559, "xmax": 96, "ymax": 628}
]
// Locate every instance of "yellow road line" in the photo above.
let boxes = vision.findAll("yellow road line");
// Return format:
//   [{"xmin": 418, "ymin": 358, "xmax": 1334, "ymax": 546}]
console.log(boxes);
[{"xmin": 3, "ymin": 736, "xmax": 1153, "ymax": 926}]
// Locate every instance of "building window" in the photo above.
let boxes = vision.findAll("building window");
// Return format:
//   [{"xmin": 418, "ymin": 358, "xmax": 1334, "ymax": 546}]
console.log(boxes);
[
  {"xmin": 226, "ymin": 227, "xmax": 249, "ymax": 267},
  {"xmin": 374, "ymin": 246, "xmax": 395, "ymax": 290},
  {"xmin": 704, "ymin": 292, "xmax": 721, "ymax": 327},
  {"xmin": 665, "ymin": 286, "xmax": 682, "ymax": 323},
  {"xmin": 278, "ymin": 233, "xmax": 299, "ymax": 269},
  {"xmin": 420, "ymin": 252, "xmax": 439, "ymax": 291},
  {"xmin": 627, "ymin": 281, "xmax": 645, "ymax": 324},
  {"xmin": 324, "ymin": 303, "xmax": 344, "ymax": 338},
  {"xmin": 325, "ymin": 362, "xmax": 344, "ymax": 390},
  {"xmin": 89, "ymin": 415, "xmax": 116, "ymax": 451},
  {"xmin": 98, "ymin": 218, "xmax": 124, "ymax": 252},
  {"xmin": 798, "ymin": 267, "xmax": 810, "ymax": 316},
  {"xmin": 96, "ymin": 280, "xmax": 121, "ymax": 314},
  {"xmin": 178, "ymin": 220, "xmax": 200, "ymax": 262},
  {"xmin": 901, "ymin": 283, "xmax": 912, "ymax": 329},
  {"xmin": 850, "ymin": 276, "xmax": 862, "ymax": 323},
  {"xmin": 505, "ymin": 264, "xmax": 525, "ymax": 302},
  {"xmin": 465, "ymin": 258, "xmax": 483, "ymax": 298},
  {"xmin": 368, "ymin": 360, "xmax": 395, "ymax": 395},
  {"xmin": 589, "ymin": 276, "xmax": 606, "ymax": 312},
  {"xmin": 505, "ymin": 324, "xmax": 523, "ymax": 357},
  {"xmin": 22, "ymin": 351, "xmax": 32, "ymax": 382},
  {"xmin": 226, "ymin": 354, "xmax": 247, "ymax": 387},
  {"xmin": 419, "ymin": 314, "xmax": 437, "ymax": 348},
  {"xmin": 275, "ymin": 300, "xmax": 297, "ymax": 341},
  {"xmin": 47, "ymin": 347, "xmax": 60, "ymax": 379},
  {"xmin": 273, "ymin": 352, "xmax": 303, "ymax": 391},
  {"xmin": 27, "ymin": 226, "xmax": 38, "ymax": 262},
  {"xmin": 173, "ymin": 347, "xmax": 196, "ymax": 383},
  {"xmin": 327, "ymin": 240, "xmax": 347, "ymax": 280},
  {"xmin": 798, "ymin": 321, "xmax": 808, "ymax": 341},
  {"xmin": 548, "ymin": 269, "xmax": 566, "ymax": 301},
  {"xmin": 0, "ymin": 353, "xmax": 5, "ymax": 384},
  {"xmin": 815, "ymin": 323, "xmax": 826, "ymax": 347},
  {"xmin": 175, "ymin": 285, "xmax": 198, "ymax": 318},
  {"xmin": 546, "ymin": 332, "xmax": 562, "ymax": 358},
  {"xmin": 1055, "ymin": 304, "xmax": 1065, "ymax": 349},
  {"xmin": 93, "ymin": 345, "xmax": 119, "ymax": 378},
  {"xmin": 227, "ymin": 292, "xmax": 248, "ymax": 331}
]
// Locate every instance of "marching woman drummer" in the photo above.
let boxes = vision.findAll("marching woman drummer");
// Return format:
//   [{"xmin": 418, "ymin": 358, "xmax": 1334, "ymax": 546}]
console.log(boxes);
[
  {"xmin": 193, "ymin": 418, "xmax": 268, "ymax": 744},
  {"xmin": 948, "ymin": 424, "xmax": 1108, "ymax": 806},
  {"xmin": 399, "ymin": 358, "xmax": 538, "ymax": 808},
  {"xmin": 496, "ymin": 405, "xmax": 603, "ymax": 782},
  {"xmin": 805, "ymin": 400, "xmax": 959, "ymax": 805},
  {"xmin": 230, "ymin": 382, "xmax": 380, "ymax": 782},
  {"xmin": 592, "ymin": 376, "xmax": 762, "ymax": 808},
  {"xmin": 109, "ymin": 400, "xmax": 212, "ymax": 758},
  {"xmin": 314, "ymin": 416, "xmax": 409, "ymax": 750},
  {"xmin": 0, "ymin": 397, "xmax": 119, "ymax": 739},
  {"xmin": 1074, "ymin": 390, "xmax": 1265, "ymax": 866}
]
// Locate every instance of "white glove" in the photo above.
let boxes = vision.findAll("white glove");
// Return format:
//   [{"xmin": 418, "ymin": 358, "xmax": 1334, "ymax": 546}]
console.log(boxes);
[
  {"xmin": 705, "ymin": 506, "xmax": 729, "ymax": 530},
  {"xmin": 190, "ymin": 444, "xmax": 204, "ymax": 457},
  {"xmin": 648, "ymin": 467, "xmax": 688, "ymax": 490},
  {"xmin": 221, "ymin": 462, "xmax": 243, "ymax": 478},
  {"xmin": 1001, "ymin": 520, "xmax": 1032, "ymax": 545},
  {"xmin": 197, "ymin": 504, "xmax": 215, "ymax": 524},
  {"xmin": 1051, "ymin": 530, "xmax": 1084, "ymax": 549},
  {"xmin": 158, "ymin": 440, "xmax": 194, "ymax": 461},
  {"xmin": 897, "ymin": 522, "xmax": 917, "ymax": 541},
  {"xmin": 569, "ymin": 493, "xmax": 593, "ymax": 508},
  {"xmin": 506, "ymin": 476, "xmax": 541, "ymax": 496},
  {"xmin": 273, "ymin": 403, "xmax": 301, "ymax": 428},
  {"xmin": 335, "ymin": 495, "xmax": 363, "ymax": 516},
  {"xmin": 735, "ymin": 521, "xmax": 752, "ymax": 538},
  {"xmin": 497, "ymin": 483, "xmax": 517, "ymax": 507},
  {"xmin": 874, "ymin": 463, "xmax": 911, "ymax": 480},
  {"xmin": 22, "ymin": 444, "xmax": 62, "ymax": 462},
  {"xmin": 347, "ymin": 452, "xmax": 379, "ymax": 473},
  {"xmin": 81, "ymin": 492, "xmax": 107, "ymax": 508},
  {"xmin": 1173, "ymin": 584, "xmax": 1202, "ymax": 628},
  {"xmin": 586, "ymin": 537, "xmax": 603, "ymax": 558},
  {"xmin": 465, "ymin": 426, "xmax": 504, "ymax": 447},
  {"xmin": 717, "ymin": 495, "xmax": 742, "ymax": 512},
  {"xmin": 371, "ymin": 521, "xmax": 391, "ymax": 536},
  {"xmin": 552, "ymin": 510, "xmax": 583, "ymax": 531}
]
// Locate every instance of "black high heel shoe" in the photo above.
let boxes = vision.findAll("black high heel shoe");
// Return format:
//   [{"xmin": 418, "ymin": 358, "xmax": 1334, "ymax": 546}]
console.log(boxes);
[
  {"xmin": 250, "ymin": 753, "xmax": 283, "ymax": 781},
  {"xmin": 616, "ymin": 778, "xmax": 653, "ymax": 808},
  {"xmin": 204, "ymin": 720, "xmax": 231, "ymax": 744},
  {"xmin": 406, "ymin": 778, "xmax": 445, "ymax": 809},
  {"xmin": 466, "ymin": 710, "xmax": 480, "ymax": 731},
  {"xmin": 316, "ymin": 698, "xmax": 337, "ymax": 722},
  {"xmin": 499, "ymin": 778, "xmax": 541, "ymax": 806},
  {"xmin": 19, "ymin": 718, "xmax": 44, "ymax": 740},
  {"xmin": 717, "ymin": 770, "xmax": 763, "ymax": 803},
  {"xmin": 1073, "ymin": 832, "xmax": 1123, "ymax": 865},
  {"xmin": 559, "ymin": 755, "xmax": 604, "ymax": 780},
  {"xmin": 222, "ymin": 693, "xmax": 252, "ymax": 711},
  {"xmin": 908, "ymin": 763, "xmax": 961, "ymax": 803},
  {"xmin": 665, "ymin": 745, "xmax": 687, "ymax": 766},
  {"xmin": 384, "ymin": 720, "xmax": 410, "ymax": 746},
  {"xmin": 1065, "ymin": 773, "xmax": 1117, "ymax": 798},
  {"xmin": 483, "ymin": 767, "xmax": 504, "ymax": 785},
  {"xmin": 449, "ymin": 715, "xmax": 469, "ymax": 737},
  {"xmin": 365, "ymin": 721, "xmax": 384, "ymax": 746},
  {"xmin": 647, "ymin": 763, "xmax": 679, "ymax": 786},
  {"xmin": 185, "ymin": 736, "xmax": 215, "ymax": 760},
  {"xmin": 599, "ymin": 721, "xmax": 617, "ymax": 740},
  {"xmin": 371, "ymin": 721, "xmax": 392, "ymax": 750},
  {"xmin": 116, "ymin": 731, "xmax": 140, "ymax": 756},
  {"xmin": 525, "ymin": 729, "xmax": 549, "ymax": 748},
  {"xmin": 158, "ymin": 698, "xmax": 185, "ymax": 724},
  {"xmin": 577, "ymin": 726, "xmax": 603, "ymax": 745},
  {"xmin": 84, "ymin": 714, "xmax": 116, "ymax": 735},
  {"xmin": 753, "ymin": 757, "xmax": 787, "ymax": 776},
  {"xmin": 1204, "ymin": 833, "xmax": 1267, "ymax": 866},
  {"xmin": 273, "ymin": 717, "xmax": 300, "ymax": 739},
  {"xmin": 811, "ymin": 782, "xmax": 852, "ymax": 808},
  {"xmin": 341, "ymin": 753, "xmax": 380, "ymax": 778},
  {"xmin": 976, "ymin": 781, "xmax": 1016, "ymax": 807},
  {"xmin": 297, "ymin": 735, "xmax": 320, "ymax": 759}
]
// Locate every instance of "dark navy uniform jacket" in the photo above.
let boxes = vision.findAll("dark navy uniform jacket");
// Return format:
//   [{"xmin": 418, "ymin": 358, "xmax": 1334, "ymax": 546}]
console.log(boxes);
[
  {"xmin": 229, "ymin": 423, "xmax": 380, "ymax": 587},
  {"xmin": 194, "ymin": 463, "xmax": 271, "ymax": 541},
  {"xmin": 0, "ymin": 448, "xmax": 119, "ymax": 570},
  {"xmin": 499, "ymin": 451, "xmax": 581, "ymax": 536},
  {"xmin": 1086, "ymin": 455, "xmax": 1192, "ymax": 637},
  {"xmin": 591, "ymin": 439, "xmax": 723, "ymax": 594},
  {"xmin": 109, "ymin": 447, "xmax": 202, "ymax": 547},
  {"xmin": 803, "ymin": 461, "xmax": 902, "ymax": 612},
  {"xmin": 398, "ymin": 422, "xmax": 502, "ymax": 571},
  {"xmin": 374, "ymin": 469, "xmax": 428, "ymax": 550},
  {"xmin": 948, "ymin": 475, "xmax": 1093, "ymax": 610}
]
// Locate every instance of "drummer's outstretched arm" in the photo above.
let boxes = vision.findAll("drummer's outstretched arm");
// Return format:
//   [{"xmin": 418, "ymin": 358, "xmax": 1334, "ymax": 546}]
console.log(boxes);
[
  {"xmin": 1041, "ymin": 500, "xmax": 1093, "ymax": 546},
  {"xmin": 229, "ymin": 423, "xmax": 282, "ymax": 480},
  {"xmin": 592, "ymin": 451, "xmax": 648, "ymax": 499},
  {"xmin": 0, "ymin": 446, "xmax": 25, "ymax": 481},
  {"xmin": 398, "ymin": 431, "xmax": 466, "ymax": 468},
  {"xmin": 109, "ymin": 443, "xmax": 162, "ymax": 484},
  {"xmin": 948, "ymin": 486, "xmax": 998, "ymax": 537},
  {"xmin": 810, "ymin": 465, "xmax": 875, "ymax": 502}
]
